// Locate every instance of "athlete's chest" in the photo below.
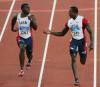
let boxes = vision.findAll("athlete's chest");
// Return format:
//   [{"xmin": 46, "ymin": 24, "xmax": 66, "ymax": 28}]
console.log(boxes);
[
  {"xmin": 17, "ymin": 17, "xmax": 30, "ymax": 26},
  {"xmin": 68, "ymin": 15, "xmax": 84, "ymax": 31},
  {"xmin": 68, "ymin": 19, "xmax": 83, "ymax": 32},
  {"xmin": 17, "ymin": 17, "xmax": 31, "ymax": 33}
]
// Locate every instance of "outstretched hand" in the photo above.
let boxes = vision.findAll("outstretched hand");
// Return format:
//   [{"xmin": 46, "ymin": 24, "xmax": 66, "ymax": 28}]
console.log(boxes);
[{"xmin": 43, "ymin": 30, "xmax": 51, "ymax": 34}]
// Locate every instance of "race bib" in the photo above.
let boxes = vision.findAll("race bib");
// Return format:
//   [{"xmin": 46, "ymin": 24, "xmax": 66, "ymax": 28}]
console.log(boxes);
[
  {"xmin": 19, "ymin": 26, "xmax": 30, "ymax": 35},
  {"xmin": 71, "ymin": 25, "xmax": 80, "ymax": 37}
]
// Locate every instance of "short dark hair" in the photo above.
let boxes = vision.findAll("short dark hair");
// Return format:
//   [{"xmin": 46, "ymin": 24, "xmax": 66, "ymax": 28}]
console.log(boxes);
[
  {"xmin": 70, "ymin": 6, "xmax": 78, "ymax": 14},
  {"xmin": 21, "ymin": 3, "xmax": 29, "ymax": 9}
]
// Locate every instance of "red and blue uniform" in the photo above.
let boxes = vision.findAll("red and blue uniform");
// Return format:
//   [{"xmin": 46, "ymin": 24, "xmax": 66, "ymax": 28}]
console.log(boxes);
[
  {"xmin": 16, "ymin": 13, "xmax": 33, "ymax": 53},
  {"xmin": 65, "ymin": 15, "xmax": 89, "ymax": 59}
]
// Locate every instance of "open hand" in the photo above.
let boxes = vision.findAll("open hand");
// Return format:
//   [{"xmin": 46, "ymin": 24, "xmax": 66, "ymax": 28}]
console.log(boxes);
[{"xmin": 43, "ymin": 30, "xmax": 51, "ymax": 34}]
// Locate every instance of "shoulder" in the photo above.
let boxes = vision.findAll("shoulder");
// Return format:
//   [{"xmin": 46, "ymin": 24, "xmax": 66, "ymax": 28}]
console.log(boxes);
[
  {"xmin": 12, "ymin": 13, "xmax": 19, "ymax": 20},
  {"xmin": 78, "ymin": 15, "xmax": 88, "ymax": 21},
  {"xmin": 28, "ymin": 14, "xmax": 36, "ymax": 20},
  {"xmin": 13, "ymin": 13, "xmax": 18, "ymax": 18},
  {"xmin": 28, "ymin": 13, "xmax": 35, "ymax": 18},
  {"xmin": 68, "ymin": 18, "xmax": 73, "ymax": 23},
  {"xmin": 76, "ymin": 15, "xmax": 89, "ymax": 25},
  {"xmin": 67, "ymin": 18, "xmax": 73, "ymax": 26},
  {"xmin": 14, "ymin": 13, "xmax": 22, "ymax": 19},
  {"xmin": 78, "ymin": 15, "xmax": 83, "ymax": 18},
  {"xmin": 82, "ymin": 17, "xmax": 89, "ymax": 25},
  {"xmin": 76, "ymin": 15, "xmax": 84, "ymax": 21}
]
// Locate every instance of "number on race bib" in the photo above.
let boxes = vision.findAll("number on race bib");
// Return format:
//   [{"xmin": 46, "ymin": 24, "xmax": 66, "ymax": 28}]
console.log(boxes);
[
  {"xmin": 73, "ymin": 32, "xmax": 80, "ymax": 36},
  {"xmin": 19, "ymin": 26, "xmax": 30, "ymax": 35},
  {"xmin": 21, "ymin": 30, "xmax": 29, "ymax": 35}
]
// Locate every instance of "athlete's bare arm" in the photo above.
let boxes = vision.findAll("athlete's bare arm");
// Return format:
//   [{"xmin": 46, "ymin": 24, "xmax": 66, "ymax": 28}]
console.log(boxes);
[
  {"xmin": 11, "ymin": 14, "xmax": 18, "ymax": 32},
  {"xmin": 44, "ymin": 26, "xmax": 69, "ymax": 36},
  {"xmin": 85, "ymin": 23, "xmax": 93, "ymax": 51},
  {"xmin": 28, "ymin": 15, "xmax": 37, "ymax": 30}
]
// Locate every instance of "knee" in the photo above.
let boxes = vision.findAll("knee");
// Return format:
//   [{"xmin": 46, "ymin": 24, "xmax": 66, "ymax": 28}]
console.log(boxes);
[
  {"xmin": 70, "ymin": 49, "xmax": 77, "ymax": 57},
  {"xmin": 28, "ymin": 52, "xmax": 32, "ymax": 58},
  {"xmin": 71, "ymin": 54, "xmax": 77, "ymax": 63},
  {"xmin": 71, "ymin": 55, "xmax": 77, "ymax": 68},
  {"xmin": 26, "ymin": 51, "xmax": 32, "ymax": 57},
  {"xmin": 70, "ymin": 54, "xmax": 77, "ymax": 64},
  {"xmin": 26, "ymin": 50, "xmax": 32, "ymax": 55},
  {"xmin": 72, "ymin": 58, "xmax": 76, "ymax": 63},
  {"xmin": 19, "ymin": 45, "xmax": 26, "ymax": 52}
]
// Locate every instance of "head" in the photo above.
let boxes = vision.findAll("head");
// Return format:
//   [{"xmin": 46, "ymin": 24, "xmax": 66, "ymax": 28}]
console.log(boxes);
[
  {"xmin": 21, "ymin": 3, "xmax": 30, "ymax": 15},
  {"xmin": 69, "ymin": 6, "xmax": 78, "ymax": 19}
]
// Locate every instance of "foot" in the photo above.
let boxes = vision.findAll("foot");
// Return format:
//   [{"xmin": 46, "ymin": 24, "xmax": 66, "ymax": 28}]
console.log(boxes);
[
  {"xmin": 26, "ymin": 62, "xmax": 31, "ymax": 70},
  {"xmin": 74, "ymin": 78, "xmax": 80, "ymax": 86},
  {"xmin": 18, "ymin": 70, "xmax": 24, "ymax": 77}
]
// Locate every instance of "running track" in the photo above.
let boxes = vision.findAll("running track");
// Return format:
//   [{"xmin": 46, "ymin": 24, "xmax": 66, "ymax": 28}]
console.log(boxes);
[{"xmin": 0, "ymin": 0, "xmax": 97, "ymax": 87}]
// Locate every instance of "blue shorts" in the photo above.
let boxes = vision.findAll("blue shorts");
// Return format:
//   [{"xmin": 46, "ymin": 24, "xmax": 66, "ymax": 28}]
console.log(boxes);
[
  {"xmin": 70, "ymin": 38, "xmax": 87, "ymax": 59},
  {"xmin": 17, "ymin": 36, "xmax": 33, "ymax": 53}
]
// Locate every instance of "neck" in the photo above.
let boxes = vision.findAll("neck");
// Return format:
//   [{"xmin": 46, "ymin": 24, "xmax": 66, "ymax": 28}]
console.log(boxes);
[
  {"xmin": 21, "ymin": 12, "xmax": 29, "ymax": 17},
  {"xmin": 73, "ymin": 15, "xmax": 78, "ymax": 20}
]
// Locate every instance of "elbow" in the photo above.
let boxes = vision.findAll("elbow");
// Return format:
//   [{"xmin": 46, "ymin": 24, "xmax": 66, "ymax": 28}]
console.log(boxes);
[
  {"xmin": 34, "ymin": 25, "xmax": 38, "ymax": 30},
  {"xmin": 89, "ymin": 31, "xmax": 93, "ymax": 36},
  {"xmin": 11, "ymin": 30, "xmax": 15, "ymax": 32},
  {"xmin": 31, "ymin": 24, "xmax": 38, "ymax": 30},
  {"xmin": 61, "ymin": 33, "xmax": 66, "ymax": 36},
  {"xmin": 11, "ymin": 28, "xmax": 14, "ymax": 32},
  {"xmin": 58, "ymin": 34, "xmax": 65, "ymax": 36},
  {"xmin": 61, "ymin": 34, "xmax": 65, "ymax": 36}
]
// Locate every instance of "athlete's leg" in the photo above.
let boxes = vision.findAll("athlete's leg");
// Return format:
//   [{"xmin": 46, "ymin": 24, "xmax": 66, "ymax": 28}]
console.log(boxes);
[
  {"xmin": 19, "ymin": 43, "xmax": 26, "ymax": 70},
  {"xmin": 79, "ymin": 39, "xmax": 87, "ymax": 65},
  {"xmin": 26, "ymin": 49, "xmax": 32, "ymax": 63},
  {"xmin": 70, "ymin": 38, "xmax": 79, "ymax": 85},
  {"xmin": 17, "ymin": 37, "xmax": 26, "ymax": 76},
  {"xmin": 25, "ymin": 37, "xmax": 33, "ymax": 69},
  {"xmin": 17, "ymin": 37, "xmax": 26, "ymax": 70},
  {"xmin": 70, "ymin": 50, "xmax": 79, "ymax": 83}
]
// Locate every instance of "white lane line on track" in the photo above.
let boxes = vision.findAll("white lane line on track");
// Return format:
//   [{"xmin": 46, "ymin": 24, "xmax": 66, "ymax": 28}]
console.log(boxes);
[
  {"xmin": 37, "ymin": 0, "xmax": 57, "ymax": 87},
  {"xmin": 93, "ymin": 0, "xmax": 98, "ymax": 87},
  {"xmin": 0, "ymin": 0, "xmax": 16, "ymax": 42}
]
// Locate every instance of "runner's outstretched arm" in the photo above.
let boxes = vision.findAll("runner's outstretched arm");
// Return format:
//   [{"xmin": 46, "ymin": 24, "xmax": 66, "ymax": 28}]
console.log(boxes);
[{"xmin": 44, "ymin": 26, "xmax": 69, "ymax": 36}]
